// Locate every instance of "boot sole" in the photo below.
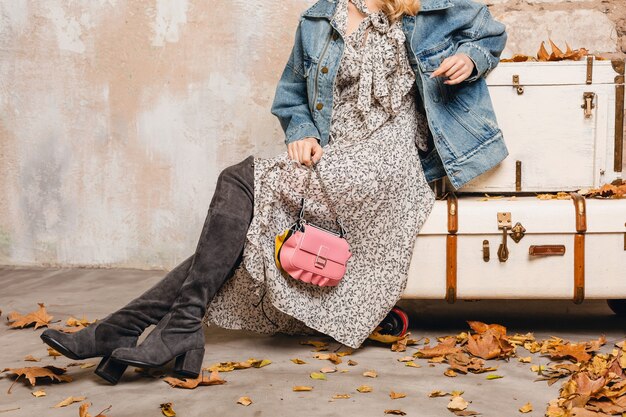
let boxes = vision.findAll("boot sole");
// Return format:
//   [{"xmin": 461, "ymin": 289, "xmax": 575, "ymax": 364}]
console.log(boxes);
[{"xmin": 113, "ymin": 347, "xmax": 204, "ymax": 380}]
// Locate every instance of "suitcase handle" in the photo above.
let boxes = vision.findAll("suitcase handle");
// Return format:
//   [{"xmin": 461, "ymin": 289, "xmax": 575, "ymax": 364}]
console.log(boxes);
[{"xmin": 528, "ymin": 245, "xmax": 566, "ymax": 256}]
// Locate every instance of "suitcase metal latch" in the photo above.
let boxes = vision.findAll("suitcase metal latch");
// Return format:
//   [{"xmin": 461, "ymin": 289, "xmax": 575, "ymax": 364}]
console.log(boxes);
[
  {"xmin": 497, "ymin": 212, "xmax": 512, "ymax": 262},
  {"xmin": 512, "ymin": 75, "xmax": 524, "ymax": 95},
  {"xmin": 581, "ymin": 92, "xmax": 595, "ymax": 118}
]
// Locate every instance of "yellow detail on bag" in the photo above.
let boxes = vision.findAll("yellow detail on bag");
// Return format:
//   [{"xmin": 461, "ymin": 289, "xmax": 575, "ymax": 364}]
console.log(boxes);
[{"xmin": 274, "ymin": 228, "xmax": 292, "ymax": 271}]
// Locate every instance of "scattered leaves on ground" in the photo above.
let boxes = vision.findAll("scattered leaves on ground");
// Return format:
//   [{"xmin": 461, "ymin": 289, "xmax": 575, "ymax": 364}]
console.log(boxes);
[
  {"xmin": 163, "ymin": 370, "xmax": 226, "ymax": 389},
  {"xmin": 6, "ymin": 303, "xmax": 53, "ymax": 329},
  {"xmin": 205, "ymin": 358, "xmax": 271, "ymax": 372}
]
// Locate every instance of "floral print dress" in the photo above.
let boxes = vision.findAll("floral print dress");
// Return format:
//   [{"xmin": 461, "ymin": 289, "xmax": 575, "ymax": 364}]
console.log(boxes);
[{"xmin": 202, "ymin": 0, "xmax": 436, "ymax": 349}]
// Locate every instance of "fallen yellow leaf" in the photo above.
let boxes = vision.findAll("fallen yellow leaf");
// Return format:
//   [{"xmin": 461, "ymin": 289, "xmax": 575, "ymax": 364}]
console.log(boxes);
[
  {"xmin": 54, "ymin": 396, "xmax": 87, "ymax": 408},
  {"xmin": 237, "ymin": 396, "xmax": 252, "ymax": 406},
  {"xmin": 390, "ymin": 391, "xmax": 406, "ymax": 399},
  {"xmin": 519, "ymin": 402, "xmax": 533, "ymax": 413}
]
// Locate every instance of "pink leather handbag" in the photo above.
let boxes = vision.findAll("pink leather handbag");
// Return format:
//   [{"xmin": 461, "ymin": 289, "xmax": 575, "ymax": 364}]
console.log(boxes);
[{"xmin": 276, "ymin": 163, "xmax": 352, "ymax": 287}]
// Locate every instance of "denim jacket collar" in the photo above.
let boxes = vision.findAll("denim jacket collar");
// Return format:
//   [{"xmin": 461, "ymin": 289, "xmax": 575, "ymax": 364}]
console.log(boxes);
[{"xmin": 301, "ymin": 0, "xmax": 454, "ymax": 19}]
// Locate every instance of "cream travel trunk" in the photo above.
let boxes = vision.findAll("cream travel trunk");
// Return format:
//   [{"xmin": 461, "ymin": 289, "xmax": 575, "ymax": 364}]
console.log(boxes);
[{"xmin": 404, "ymin": 57, "xmax": 625, "ymax": 311}]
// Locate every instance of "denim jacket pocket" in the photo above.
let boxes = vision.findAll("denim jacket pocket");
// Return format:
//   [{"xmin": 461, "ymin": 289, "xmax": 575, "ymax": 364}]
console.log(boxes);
[
  {"xmin": 445, "ymin": 92, "xmax": 500, "ymax": 139},
  {"xmin": 416, "ymin": 37, "xmax": 455, "ymax": 74}
]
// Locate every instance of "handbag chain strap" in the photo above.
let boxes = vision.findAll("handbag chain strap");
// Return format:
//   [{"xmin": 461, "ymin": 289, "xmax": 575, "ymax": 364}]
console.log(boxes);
[{"xmin": 300, "ymin": 161, "xmax": 347, "ymax": 238}]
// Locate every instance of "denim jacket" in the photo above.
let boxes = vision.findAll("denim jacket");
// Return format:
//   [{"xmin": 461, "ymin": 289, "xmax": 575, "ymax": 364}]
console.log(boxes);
[{"xmin": 270, "ymin": 0, "xmax": 509, "ymax": 189}]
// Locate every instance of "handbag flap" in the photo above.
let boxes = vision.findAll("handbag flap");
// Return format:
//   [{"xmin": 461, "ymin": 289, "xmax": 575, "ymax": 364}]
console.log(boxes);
[{"xmin": 298, "ymin": 223, "xmax": 351, "ymax": 264}]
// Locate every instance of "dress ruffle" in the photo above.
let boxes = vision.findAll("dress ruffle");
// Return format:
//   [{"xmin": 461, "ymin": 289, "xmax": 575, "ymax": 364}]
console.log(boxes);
[{"xmin": 332, "ymin": 0, "xmax": 429, "ymax": 151}]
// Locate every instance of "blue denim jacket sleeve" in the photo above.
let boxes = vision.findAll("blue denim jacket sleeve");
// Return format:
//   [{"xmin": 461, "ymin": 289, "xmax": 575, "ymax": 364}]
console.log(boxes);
[
  {"xmin": 452, "ymin": 0, "xmax": 508, "ymax": 83},
  {"xmin": 270, "ymin": 18, "xmax": 322, "ymax": 145}
]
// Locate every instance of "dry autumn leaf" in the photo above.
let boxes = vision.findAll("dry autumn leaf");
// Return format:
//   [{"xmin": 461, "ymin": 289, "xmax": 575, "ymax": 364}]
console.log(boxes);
[
  {"xmin": 290, "ymin": 358, "xmax": 306, "ymax": 365},
  {"xmin": 24, "ymin": 355, "xmax": 40, "ymax": 362},
  {"xmin": 363, "ymin": 370, "xmax": 378, "ymax": 378},
  {"xmin": 54, "ymin": 396, "xmax": 87, "ymax": 408},
  {"xmin": 300, "ymin": 340, "xmax": 329, "ymax": 351},
  {"xmin": 415, "ymin": 336, "xmax": 460, "ymax": 358},
  {"xmin": 237, "ymin": 396, "xmax": 252, "ymax": 406},
  {"xmin": 519, "ymin": 402, "xmax": 533, "ymax": 413},
  {"xmin": 368, "ymin": 326, "xmax": 405, "ymax": 344},
  {"xmin": 293, "ymin": 386, "xmax": 313, "ymax": 391},
  {"xmin": 160, "ymin": 402, "xmax": 176, "ymax": 417},
  {"xmin": 448, "ymin": 396, "xmax": 469, "ymax": 411},
  {"xmin": 66, "ymin": 316, "xmax": 94, "ymax": 327},
  {"xmin": 205, "ymin": 358, "xmax": 271, "ymax": 372},
  {"xmin": 390, "ymin": 391, "xmax": 406, "ymax": 399},
  {"xmin": 47, "ymin": 347, "xmax": 62, "ymax": 358},
  {"xmin": 332, "ymin": 393, "xmax": 351, "ymax": 399},
  {"xmin": 31, "ymin": 390, "xmax": 46, "ymax": 397},
  {"xmin": 384, "ymin": 410, "xmax": 406, "ymax": 415},
  {"xmin": 6, "ymin": 303, "xmax": 53, "ymax": 329},
  {"xmin": 163, "ymin": 370, "xmax": 226, "ymax": 389},
  {"xmin": 310, "ymin": 372, "xmax": 326, "ymax": 380},
  {"xmin": 313, "ymin": 352, "xmax": 342, "ymax": 365},
  {"xmin": 2, "ymin": 365, "xmax": 72, "ymax": 392},
  {"xmin": 356, "ymin": 384, "xmax": 373, "ymax": 393}
]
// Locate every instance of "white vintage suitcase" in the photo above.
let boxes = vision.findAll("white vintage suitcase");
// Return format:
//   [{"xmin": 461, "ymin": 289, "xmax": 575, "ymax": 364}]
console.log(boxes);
[
  {"xmin": 398, "ymin": 57, "xmax": 626, "ymax": 319},
  {"xmin": 437, "ymin": 56, "xmax": 624, "ymax": 193},
  {"xmin": 404, "ymin": 193, "xmax": 626, "ymax": 307}
]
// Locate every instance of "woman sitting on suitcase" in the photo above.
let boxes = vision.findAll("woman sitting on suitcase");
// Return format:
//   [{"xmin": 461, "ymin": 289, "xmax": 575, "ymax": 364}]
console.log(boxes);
[{"xmin": 40, "ymin": 0, "xmax": 508, "ymax": 385}]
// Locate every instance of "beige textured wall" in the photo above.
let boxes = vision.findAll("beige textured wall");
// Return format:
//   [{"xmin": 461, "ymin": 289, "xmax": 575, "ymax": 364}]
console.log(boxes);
[{"xmin": 0, "ymin": 0, "xmax": 624, "ymax": 269}]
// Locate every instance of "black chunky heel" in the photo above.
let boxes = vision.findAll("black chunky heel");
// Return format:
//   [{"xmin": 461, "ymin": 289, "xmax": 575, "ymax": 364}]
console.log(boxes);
[
  {"xmin": 173, "ymin": 348, "xmax": 205, "ymax": 379},
  {"xmin": 95, "ymin": 356, "xmax": 127, "ymax": 385}
]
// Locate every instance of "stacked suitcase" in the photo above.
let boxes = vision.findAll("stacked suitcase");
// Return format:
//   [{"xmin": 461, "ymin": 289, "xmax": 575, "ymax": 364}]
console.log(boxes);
[{"xmin": 402, "ymin": 55, "xmax": 626, "ymax": 313}]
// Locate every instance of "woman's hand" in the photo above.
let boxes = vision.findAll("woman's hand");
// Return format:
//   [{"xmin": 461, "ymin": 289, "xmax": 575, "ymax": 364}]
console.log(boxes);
[
  {"xmin": 287, "ymin": 137, "xmax": 323, "ymax": 167},
  {"xmin": 430, "ymin": 53, "xmax": 475, "ymax": 85}
]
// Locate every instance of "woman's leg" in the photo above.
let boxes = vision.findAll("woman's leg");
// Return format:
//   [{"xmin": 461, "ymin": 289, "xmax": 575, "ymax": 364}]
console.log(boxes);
[
  {"xmin": 111, "ymin": 155, "xmax": 255, "ymax": 378},
  {"xmin": 39, "ymin": 254, "xmax": 195, "ymax": 384}
]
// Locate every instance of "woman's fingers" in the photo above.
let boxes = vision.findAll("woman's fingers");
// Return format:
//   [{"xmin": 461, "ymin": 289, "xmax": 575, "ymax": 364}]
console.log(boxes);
[
  {"xmin": 300, "ymin": 142, "xmax": 312, "ymax": 166},
  {"xmin": 286, "ymin": 138, "xmax": 323, "ymax": 166},
  {"xmin": 311, "ymin": 145, "xmax": 323, "ymax": 164}
]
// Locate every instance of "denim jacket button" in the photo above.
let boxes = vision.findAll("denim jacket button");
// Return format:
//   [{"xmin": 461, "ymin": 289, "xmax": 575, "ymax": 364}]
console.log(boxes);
[
  {"xmin": 316, "ymin": 103, "xmax": 324, "ymax": 110},
  {"xmin": 321, "ymin": 66, "xmax": 329, "ymax": 74}
]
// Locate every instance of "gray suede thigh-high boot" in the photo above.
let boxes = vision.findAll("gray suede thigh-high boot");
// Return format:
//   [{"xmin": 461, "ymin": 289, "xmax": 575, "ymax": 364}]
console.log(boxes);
[
  {"xmin": 110, "ymin": 155, "xmax": 255, "ymax": 378},
  {"xmin": 40, "ymin": 254, "xmax": 194, "ymax": 384}
]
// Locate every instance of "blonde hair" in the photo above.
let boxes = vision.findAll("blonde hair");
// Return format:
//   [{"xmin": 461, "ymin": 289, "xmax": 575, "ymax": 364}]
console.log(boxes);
[{"xmin": 378, "ymin": 0, "xmax": 421, "ymax": 23}]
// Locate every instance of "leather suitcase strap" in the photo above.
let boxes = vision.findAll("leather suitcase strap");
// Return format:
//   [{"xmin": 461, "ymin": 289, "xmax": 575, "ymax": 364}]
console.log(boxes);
[
  {"xmin": 570, "ymin": 192, "xmax": 587, "ymax": 304},
  {"xmin": 446, "ymin": 193, "xmax": 458, "ymax": 303}
]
